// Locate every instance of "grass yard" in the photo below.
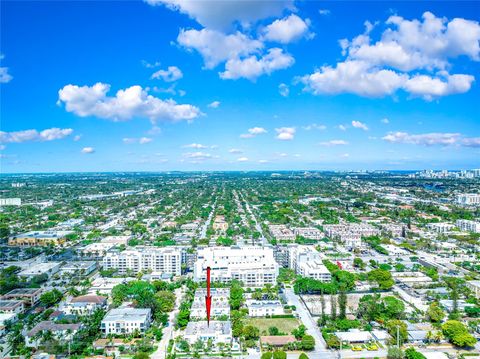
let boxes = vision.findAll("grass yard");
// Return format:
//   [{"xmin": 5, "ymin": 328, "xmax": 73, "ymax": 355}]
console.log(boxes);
[{"xmin": 245, "ymin": 317, "xmax": 301, "ymax": 335}]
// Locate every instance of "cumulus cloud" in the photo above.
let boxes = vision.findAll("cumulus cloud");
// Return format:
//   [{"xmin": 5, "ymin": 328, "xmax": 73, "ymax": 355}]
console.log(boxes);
[
  {"xmin": 352, "ymin": 120, "xmax": 368, "ymax": 130},
  {"xmin": 178, "ymin": 28, "xmax": 263, "ymax": 69},
  {"xmin": 302, "ymin": 123, "xmax": 327, "ymax": 131},
  {"xmin": 461, "ymin": 137, "xmax": 480, "ymax": 148},
  {"xmin": 319, "ymin": 139, "xmax": 348, "ymax": 146},
  {"xmin": 279, "ymin": 83, "xmax": 289, "ymax": 97},
  {"xmin": 58, "ymin": 83, "xmax": 201, "ymax": 123},
  {"xmin": 208, "ymin": 101, "xmax": 221, "ymax": 108},
  {"xmin": 381, "ymin": 118, "xmax": 390, "ymax": 124},
  {"xmin": 262, "ymin": 14, "xmax": 311, "ymax": 44},
  {"xmin": 237, "ymin": 156, "xmax": 249, "ymax": 162},
  {"xmin": 0, "ymin": 128, "xmax": 73, "ymax": 143},
  {"xmin": 299, "ymin": 12, "xmax": 479, "ymax": 99},
  {"xmin": 345, "ymin": 12, "xmax": 480, "ymax": 72},
  {"xmin": 145, "ymin": 0, "xmax": 294, "ymax": 30},
  {"xmin": 183, "ymin": 143, "xmax": 208, "ymax": 149},
  {"xmin": 123, "ymin": 137, "xmax": 153, "ymax": 144},
  {"xmin": 382, "ymin": 131, "xmax": 461, "ymax": 146},
  {"xmin": 183, "ymin": 151, "xmax": 213, "ymax": 160},
  {"xmin": 275, "ymin": 127, "xmax": 296, "ymax": 140},
  {"xmin": 151, "ymin": 66, "xmax": 183, "ymax": 82},
  {"xmin": 300, "ymin": 60, "xmax": 407, "ymax": 97},
  {"xmin": 403, "ymin": 73, "xmax": 474, "ymax": 100},
  {"xmin": 81, "ymin": 147, "xmax": 95, "ymax": 154},
  {"xmin": 240, "ymin": 127, "xmax": 267, "ymax": 138},
  {"xmin": 0, "ymin": 67, "xmax": 13, "ymax": 83},
  {"xmin": 220, "ymin": 48, "xmax": 294, "ymax": 81}
]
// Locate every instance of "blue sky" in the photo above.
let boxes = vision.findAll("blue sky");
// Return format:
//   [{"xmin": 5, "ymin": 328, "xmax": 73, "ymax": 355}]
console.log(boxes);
[{"xmin": 1, "ymin": 0, "xmax": 479, "ymax": 173}]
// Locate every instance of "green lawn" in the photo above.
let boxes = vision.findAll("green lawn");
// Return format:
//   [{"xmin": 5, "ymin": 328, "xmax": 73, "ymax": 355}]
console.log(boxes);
[{"xmin": 245, "ymin": 317, "xmax": 301, "ymax": 335}]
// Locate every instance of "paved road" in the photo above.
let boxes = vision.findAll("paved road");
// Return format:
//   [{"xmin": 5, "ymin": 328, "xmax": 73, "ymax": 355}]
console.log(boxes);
[
  {"xmin": 151, "ymin": 287, "xmax": 184, "ymax": 359},
  {"xmin": 283, "ymin": 288, "xmax": 329, "ymax": 354},
  {"xmin": 200, "ymin": 202, "xmax": 215, "ymax": 239},
  {"xmin": 241, "ymin": 192, "xmax": 267, "ymax": 245}
]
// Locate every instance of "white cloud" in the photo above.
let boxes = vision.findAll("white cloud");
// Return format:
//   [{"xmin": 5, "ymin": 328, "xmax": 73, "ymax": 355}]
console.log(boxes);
[
  {"xmin": 81, "ymin": 147, "xmax": 95, "ymax": 154},
  {"xmin": 279, "ymin": 83, "xmax": 289, "ymax": 97},
  {"xmin": 262, "ymin": 14, "xmax": 311, "ymax": 44},
  {"xmin": 229, "ymin": 148, "xmax": 243, "ymax": 154},
  {"xmin": 0, "ymin": 128, "xmax": 73, "ymax": 143},
  {"xmin": 142, "ymin": 60, "xmax": 161, "ymax": 68},
  {"xmin": 73, "ymin": 135, "xmax": 82, "ymax": 141},
  {"xmin": 145, "ymin": 0, "xmax": 294, "ymax": 30},
  {"xmin": 122, "ymin": 137, "xmax": 153, "ymax": 145},
  {"xmin": 183, "ymin": 143, "xmax": 208, "ymax": 149},
  {"xmin": 300, "ymin": 60, "xmax": 407, "ymax": 97},
  {"xmin": 319, "ymin": 9, "xmax": 330, "ymax": 16},
  {"xmin": 208, "ymin": 101, "xmax": 221, "ymax": 108},
  {"xmin": 352, "ymin": 120, "xmax": 368, "ymax": 130},
  {"xmin": 338, "ymin": 124, "xmax": 347, "ymax": 131},
  {"xmin": 178, "ymin": 28, "xmax": 263, "ymax": 69},
  {"xmin": 462, "ymin": 137, "xmax": 480, "ymax": 148},
  {"xmin": 139, "ymin": 137, "xmax": 153, "ymax": 144},
  {"xmin": 123, "ymin": 138, "xmax": 137, "ymax": 144},
  {"xmin": 258, "ymin": 159, "xmax": 269, "ymax": 163},
  {"xmin": 300, "ymin": 60, "xmax": 473, "ymax": 99},
  {"xmin": 381, "ymin": 118, "xmax": 390, "ymax": 124},
  {"xmin": 0, "ymin": 145, "xmax": 6, "ymax": 150},
  {"xmin": 403, "ymin": 73, "xmax": 474, "ymax": 100},
  {"xmin": 302, "ymin": 123, "xmax": 327, "ymax": 131},
  {"xmin": 382, "ymin": 131, "xmax": 461, "ymax": 146},
  {"xmin": 220, "ymin": 48, "xmax": 294, "ymax": 81},
  {"xmin": 240, "ymin": 127, "xmax": 267, "ymax": 138},
  {"xmin": 275, "ymin": 127, "xmax": 295, "ymax": 140},
  {"xmin": 183, "ymin": 151, "xmax": 213, "ymax": 160},
  {"xmin": 148, "ymin": 126, "xmax": 162, "ymax": 135},
  {"xmin": 58, "ymin": 83, "xmax": 201, "ymax": 123},
  {"xmin": 344, "ymin": 12, "xmax": 480, "ymax": 72},
  {"xmin": 151, "ymin": 66, "xmax": 183, "ymax": 82},
  {"xmin": 299, "ymin": 12, "xmax": 479, "ymax": 99},
  {"xmin": 340, "ymin": 153, "xmax": 350, "ymax": 158},
  {"xmin": 0, "ymin": 67, "xmax": 13, "ymax": 83},
  {"xmin": 319, "ymin": 139, "xmax": 348, "ymax": 146},
  {"xmin": 237, "ymin": 156, "xmax": 249, "ymax": 162}
]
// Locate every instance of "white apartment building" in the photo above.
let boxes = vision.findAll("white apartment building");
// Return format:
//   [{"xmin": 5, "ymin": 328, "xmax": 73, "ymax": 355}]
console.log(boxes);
[
  {"xmin": 324, "ymin": 223, "xmax": 379, "ymax": 248},
  {"xmin": 293, "ymin": 227, "xmax": 323, "ymax": 240},
  {"xmin": 184, "ymin": 321, "xmax": 234, "ymax": 346},
  {"xmin": 466, "ymin": 281, "xmax": 480, "ymax": 299},
  {"xmin": 246, "ymin": 300, "xmax": 284, "ymax": 317},
  {"xmin": 456, "ymin": 219, "xmax": 480, "ymax": 233},
  {"xmin": 101, "ymin": 307, "xmax": 151, "ymax": 335},
  {"xmin": 62, "ymin": 295, "xmax": 107, "ymax": 316},
  {"xmin": 269, "ymin": 225, "xmax": 295, "ymax": 241},
  {"xmin": 457, "ymin": 194, "xmax": 480, "ymax": 206},
  {"xmin": 102, "ymin": 246, "xmax": 181, "ymax": 275},
  {"xmin": 193, "ymin": 246, "xmax": 279, "ymax": 287},
  {"xmin": 0, "ymin": 198, "xmax": 22, "ymax": 206},
  {"xmin": 288, "ymin": 245, "xmax": 331, "ymax": 282},
  {"xmin": 190, "ymin": 288, "xmax": 230, "ymax": 319},
  {"xmin": 426, "ymin": 222, "xmax": 455, "ymax": 233}
]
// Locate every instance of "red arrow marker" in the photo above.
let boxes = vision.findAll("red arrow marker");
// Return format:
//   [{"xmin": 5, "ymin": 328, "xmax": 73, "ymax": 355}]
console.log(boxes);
[{"xmin": 205, "ymin": 266, "xmax": 212, "ymax": 326}]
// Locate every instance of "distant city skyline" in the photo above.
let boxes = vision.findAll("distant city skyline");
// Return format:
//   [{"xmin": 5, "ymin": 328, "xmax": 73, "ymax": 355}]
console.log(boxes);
[{"xmin": 1, "ymin": 1, "xmax": 479, "ymax": 173}]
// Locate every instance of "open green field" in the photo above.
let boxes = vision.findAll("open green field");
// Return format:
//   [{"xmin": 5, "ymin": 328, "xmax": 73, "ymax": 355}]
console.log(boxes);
[{"xmin": 245, "ymin": 317, "xmax": 301, "ymax": 335}]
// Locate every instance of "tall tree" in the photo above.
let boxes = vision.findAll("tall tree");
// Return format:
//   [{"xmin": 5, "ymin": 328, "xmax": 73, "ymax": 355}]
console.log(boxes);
[
  {"xmin": 338, "ymin": 286, "xmax": 347, "ymax": 320},
  {"xmin": 330, "ymin": 294, "xmax": 337, "ymax": 320}
]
